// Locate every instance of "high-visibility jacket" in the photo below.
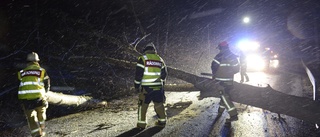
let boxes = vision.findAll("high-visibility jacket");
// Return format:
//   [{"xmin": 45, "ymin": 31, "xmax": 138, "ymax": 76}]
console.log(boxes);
[
  {"xmin": 134, "ymin": 51, "xmax": 167, "ymax": 88},
  {"xmin": 211, "ymin": 49, "xmax": 239, "ymax": 84},
  {"xmin": 18, "ymin": 62, "xmax": 47, "ymax": 100}
]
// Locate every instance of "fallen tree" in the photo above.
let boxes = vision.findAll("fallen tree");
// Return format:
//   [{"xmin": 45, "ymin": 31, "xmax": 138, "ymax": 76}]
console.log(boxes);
[
  {"xmin": 169, "ymin": 65, "xmax": 320, "ymax": 124},
  {"xmin": 0, "ymin": 84, "xmax": 108, "ymax": 109},
  {"xmin": 88, "ymin": 55, "xmax": 320, "ymax": 124},
  {"xmin": 46, "ymin": 91, "xmax": 107, "ymax": 108}
]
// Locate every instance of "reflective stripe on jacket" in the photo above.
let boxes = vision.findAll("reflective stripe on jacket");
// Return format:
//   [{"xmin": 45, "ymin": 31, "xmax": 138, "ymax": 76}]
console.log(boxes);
[{"xmin": 18, "ymin": 62, "xmax": 46, "ymax": 100}]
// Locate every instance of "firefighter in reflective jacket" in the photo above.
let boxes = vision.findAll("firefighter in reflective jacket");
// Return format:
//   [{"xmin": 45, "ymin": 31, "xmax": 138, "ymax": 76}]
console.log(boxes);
[
  {"xmin": 211, "ymin": 41, "xmax": 239, "ymax": 122},
  {"xmin": 134, "ymin": 43, "xmax": 167, "ymax": 129},
  {"xmin": 18, "ymin": 52, "xmax": 50, "ymax": 137}
]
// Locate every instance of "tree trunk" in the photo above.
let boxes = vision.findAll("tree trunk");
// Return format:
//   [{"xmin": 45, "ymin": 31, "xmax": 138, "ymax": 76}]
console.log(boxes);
[
  {"xmin": 46, "ymin": 91, "xmax": 107, "ymax": 108},
  {"xmin": 97, "ymin": 56, "xmax": 320, "ymax": 124}
]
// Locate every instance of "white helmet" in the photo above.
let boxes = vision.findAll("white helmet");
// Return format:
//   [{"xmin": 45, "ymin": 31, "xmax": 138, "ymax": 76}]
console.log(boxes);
[{"xmin": 27, "ymin": 52, "xmax": 40, "ymax": 62}]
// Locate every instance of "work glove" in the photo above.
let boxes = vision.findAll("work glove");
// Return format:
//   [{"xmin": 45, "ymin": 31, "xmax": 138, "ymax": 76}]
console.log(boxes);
[{"xmin": 43, "ymin": 100, "xmax": 49, "ymax": 109}]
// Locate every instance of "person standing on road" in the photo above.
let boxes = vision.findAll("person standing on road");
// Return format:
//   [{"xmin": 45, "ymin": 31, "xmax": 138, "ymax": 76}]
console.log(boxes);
[
  {"xmin": 211, "ymin": 41, "xmax": 239, "ymax": 123},
  {"xmin": 239, "ymin": 51, "xmax": 249, "ymax": 83},
  {"xmin": 18, "ymin": 52, "xmax": 50, "ymax": 137},
  {"xmin": 134, "ymin": 42, "xmax": 168, "ymax": 129}
]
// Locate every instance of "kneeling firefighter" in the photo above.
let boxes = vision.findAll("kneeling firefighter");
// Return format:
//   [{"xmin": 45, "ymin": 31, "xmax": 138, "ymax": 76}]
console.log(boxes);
[{"xmin": 134, "ymin": 42, "xmax": 168, "ymax": 129}]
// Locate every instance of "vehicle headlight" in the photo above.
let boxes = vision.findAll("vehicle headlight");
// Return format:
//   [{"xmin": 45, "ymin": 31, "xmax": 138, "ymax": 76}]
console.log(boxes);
[
  {"xmin": 246, "ymin": 54, "xmax": 266, "ymax": 71},
  {"xmin": 273, "ymin": 55, "xmax": 278, "ymax": 58}
]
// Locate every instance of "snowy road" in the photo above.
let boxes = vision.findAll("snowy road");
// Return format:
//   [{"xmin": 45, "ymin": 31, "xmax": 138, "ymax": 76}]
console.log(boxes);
[
  {"xmin": 227, "ymin": 70, "xmax": 318, "ymax": 137},
  {"xmin": 45, "ymin": 92, "xmax": 221, "ymax": 137},
  {"xmin": 44, "ymin": 69, "xmax": 318, "ymax": 137},
  {"xmin": 4, "ymin": 68, "xmax": 319, "ymax": 137}
]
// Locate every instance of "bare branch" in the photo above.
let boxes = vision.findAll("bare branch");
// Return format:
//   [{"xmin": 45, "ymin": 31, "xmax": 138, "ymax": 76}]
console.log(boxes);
[
  {"xmin": 133, "ymin": 33, "xmax": 151, "ymax": 51},
  {"xmin": 0, "ymin": 29, "xmax": 37, "ymax": 60},
  {"xmin": 130, "ymin": 0, "xmax": 146, "ymax": 35}
]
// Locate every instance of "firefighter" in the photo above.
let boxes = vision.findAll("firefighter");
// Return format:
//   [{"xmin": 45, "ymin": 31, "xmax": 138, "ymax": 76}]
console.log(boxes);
[
  {"xmin": 239, "ymin": 51, "xmax": 249, "ymax": 83},
  {"xmin": 18, "ymin": 52, "xmax": 50, "ymax": 137},
  {"xmin": 211, "ymin": 41, "xmax": 239, "ymax": 123},
  {"xmin": 134, "ymin": 42, "xmax": 168, "ymax": 129}
]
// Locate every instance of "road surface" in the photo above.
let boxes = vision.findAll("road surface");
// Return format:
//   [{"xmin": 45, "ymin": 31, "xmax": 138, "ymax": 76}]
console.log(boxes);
[{"xmin": 2, "ymin": 68, "xmax": 320, "ymax": 137}]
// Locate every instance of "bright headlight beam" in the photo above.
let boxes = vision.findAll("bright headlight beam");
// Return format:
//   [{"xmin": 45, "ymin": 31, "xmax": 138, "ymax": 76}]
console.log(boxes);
[
  {"xmin": 238, "ymin": 40, "xmax": 260, "ymax": 51},
  {"xmin": 246, "ymin": 54, "xmax": 266, "ymax": 71}
]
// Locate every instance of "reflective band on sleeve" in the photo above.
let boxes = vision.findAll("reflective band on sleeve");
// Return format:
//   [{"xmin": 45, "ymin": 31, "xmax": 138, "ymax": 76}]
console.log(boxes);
[
  {"xmin": 134, "ymin": 80, "xmax": 141, "ymax": 84},
  {"xmin": 213, "ymin": 59, "xmax": 220, "ymax": 64},
  {"xmin": 137, "ymin": 63, "xmax": 145, "ymax": 68},
  {"xmin": 18, "ymin": 89, "xmax": 45, "ymax": 95}
]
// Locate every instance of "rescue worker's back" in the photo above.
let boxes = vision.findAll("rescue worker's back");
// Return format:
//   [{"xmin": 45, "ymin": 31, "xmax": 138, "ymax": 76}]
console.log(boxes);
[{"xmin": 134, "ymin": 43, "xmax": 167, "ymax": 129}]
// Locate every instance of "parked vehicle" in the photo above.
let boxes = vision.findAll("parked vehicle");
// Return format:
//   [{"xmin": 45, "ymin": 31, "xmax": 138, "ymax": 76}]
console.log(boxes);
[{"xmin": 237, "ymin": 40, "xmax": 279, "ymax": 71}]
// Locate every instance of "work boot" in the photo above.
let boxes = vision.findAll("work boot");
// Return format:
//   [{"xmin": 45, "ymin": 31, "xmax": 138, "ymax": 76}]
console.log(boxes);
[
  {"xmin": 40, "ymin": 132, "xmax": 46, "ymax": 137},
  {"xmin": 136, "ymin": 123, "xmax": 147, "ymax": 130},
  {"xmin": 226, "ymin": 115, "xmax": 238, "ymax": 123},
  {"xmin": 224, "ymin": 120, "xmax": 232, "ymax": 128},
  {"xmin": 155, "ymin": 121, "xmax": 166, "ymax": 127}
]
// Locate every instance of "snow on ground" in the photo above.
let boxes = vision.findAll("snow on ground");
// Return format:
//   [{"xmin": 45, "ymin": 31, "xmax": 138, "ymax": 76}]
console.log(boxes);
[
  {"xmin": 19, "ymin": 91, "xmax": 222, "ymax": 137},
  {"xmin": 155, "ymin": 92, "xmax": 219, "ymax": 137},
  {"xmin": 229, "ymin": 70, "xmax": 319, "ymax": 137},
  {"xmin": 4, "ymin": 67, "xmax": 320, "ymax": 137},
  {"xmin": 231, "ymin": 104, "xmax": 268, "ymax": 137}
]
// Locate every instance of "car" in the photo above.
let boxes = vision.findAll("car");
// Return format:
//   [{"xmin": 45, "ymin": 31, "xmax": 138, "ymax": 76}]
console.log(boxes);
[{"xmin": 237, "ymin": 40, "xmax": 279, "ymax": 71}]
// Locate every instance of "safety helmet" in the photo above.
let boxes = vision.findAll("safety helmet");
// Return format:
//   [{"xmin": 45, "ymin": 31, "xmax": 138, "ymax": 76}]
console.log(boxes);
[
  {"xmin": 217, "ymin": 41, "xmax": 229, "ymax": 50},
  {"xmin": 143, "ymin": 42, "xmax": 157, "ymax": 53},
  {"xmin": 26, "ymin": 52, "xmax": 40, "ymax": 62}
]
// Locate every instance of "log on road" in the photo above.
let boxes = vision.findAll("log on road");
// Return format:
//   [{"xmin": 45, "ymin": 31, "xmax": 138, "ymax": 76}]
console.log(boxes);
[
  {"xmin": 46, "ymin": 91, "xmax": 107, "ymax": 108},
  {"xmin": 168, "ymin": 67, "xmax": 320, "ymax": 124},
  {"xmin": 69, "ymin": 56, "xmax": 320, "ymax": 124},
  {"xmin": 164, "ymin": 83, "xmax": 198, "ymax": 91}
]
